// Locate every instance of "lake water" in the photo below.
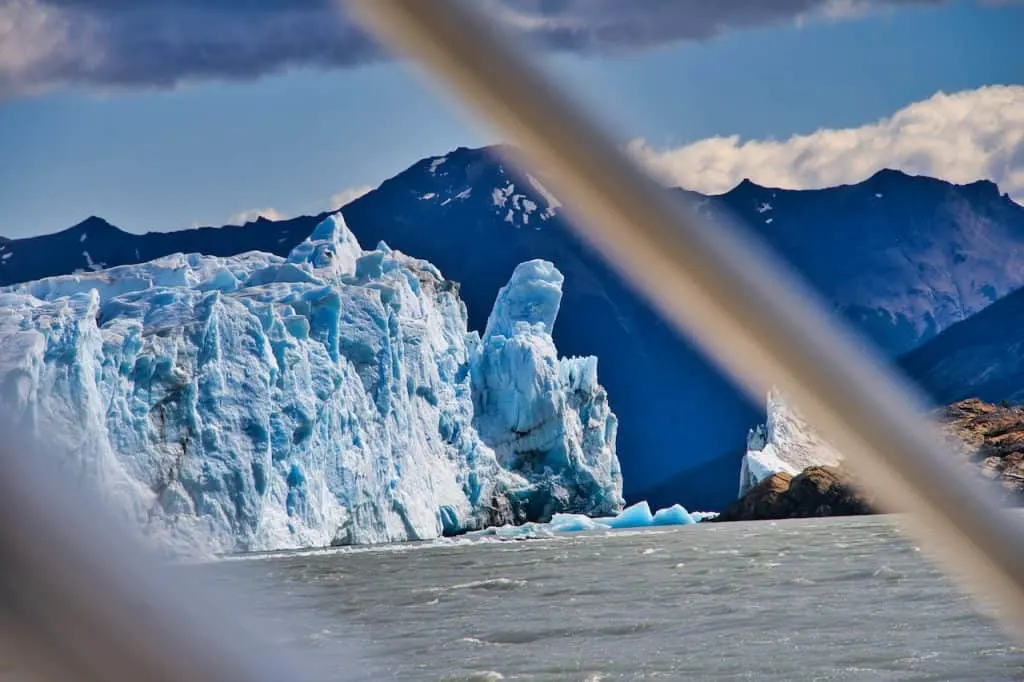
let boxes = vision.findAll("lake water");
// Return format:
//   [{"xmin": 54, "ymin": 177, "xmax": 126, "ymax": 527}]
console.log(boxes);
[{"xmin": 201, "ymin": 515, "xmax": 1024, "ymax": 681}]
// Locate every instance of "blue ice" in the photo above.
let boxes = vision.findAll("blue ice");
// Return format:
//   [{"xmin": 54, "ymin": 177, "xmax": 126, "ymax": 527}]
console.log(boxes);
[
  {"xmin": 0, "ymin": 213, "xmax": 624, "ymax": 556},
  {"xmin": 469, "ymin": 500, "xmax": 704, "ymax": 539}
]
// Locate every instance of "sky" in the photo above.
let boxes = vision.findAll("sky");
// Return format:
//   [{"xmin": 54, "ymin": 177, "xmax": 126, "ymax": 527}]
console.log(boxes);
[{"xmin": 0, "ymin": 0, "xmax": 1022, "ymax": 238}]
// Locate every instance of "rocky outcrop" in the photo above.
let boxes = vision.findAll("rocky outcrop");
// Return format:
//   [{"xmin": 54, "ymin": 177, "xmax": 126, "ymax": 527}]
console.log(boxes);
[
  {"xmin": 739, "ymin": 389, "xmax": 844, "ymax": 498},
  {"xmin": 934, "ymin": 398, "xmax": 1024, "ymax": 502},
  {"xmin": 714, "ymin": 466, "xmax": 875, "ymax": 522},
  {"xmin": 718, "ymin": 398, "xmax": 1024, "ymax": 522}
]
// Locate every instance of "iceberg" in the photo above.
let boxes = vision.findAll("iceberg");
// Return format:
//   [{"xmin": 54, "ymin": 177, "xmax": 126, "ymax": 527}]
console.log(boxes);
[
  {"xmin": 0, "ymin": 213, "xmax": 623, "ymax": 556},
  {"xmin": 738, "ymin": 389, "xmax": 843, "ymax": 498},
  {"xmin": 467, "ymin": 500, "xmax": 702, "ymax": 539}
]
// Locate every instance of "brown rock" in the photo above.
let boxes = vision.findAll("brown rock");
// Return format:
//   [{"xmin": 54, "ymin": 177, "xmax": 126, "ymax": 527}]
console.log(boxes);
[
  {"xmin": 714, "ymin": 465, "xmax": 874, "ymax": 522},
  {"xmin": 786, "ymin": 466, "xmax": 875, "ymax": 517},
  {"xmin": 715, "ymin": 472, "xmax": 794, "ymax": 522},
  {"xmin": 933, "ymin": 398, "xmax": 1024, "ymax": 503}
]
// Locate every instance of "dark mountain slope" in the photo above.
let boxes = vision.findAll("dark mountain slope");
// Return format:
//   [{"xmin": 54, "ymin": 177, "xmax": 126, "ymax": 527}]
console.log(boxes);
[{"xmin": 901, "ymin": 285, "xmax": 1024, "ymax": 405}]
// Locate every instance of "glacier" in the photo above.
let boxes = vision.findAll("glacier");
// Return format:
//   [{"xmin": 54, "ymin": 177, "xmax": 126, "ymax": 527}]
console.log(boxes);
[
  {"xmin": 0, "ymin": 213, "xmax": 623, "ymax": 556},
  {"xmin": 738, "ymin": 389, "xmax": 843, "ymax": 498}
]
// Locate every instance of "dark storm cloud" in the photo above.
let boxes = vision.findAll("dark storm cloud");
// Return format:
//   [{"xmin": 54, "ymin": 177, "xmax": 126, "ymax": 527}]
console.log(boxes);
[{"xmin": 0, "ymin": 0, "xmax": 966, "ymax": 98}]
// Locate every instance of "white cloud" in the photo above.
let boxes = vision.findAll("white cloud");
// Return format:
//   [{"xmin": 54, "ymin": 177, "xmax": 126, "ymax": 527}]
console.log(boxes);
[
  {"xmin": 817, "ymin": 0, "xmax": 880, "ymax": 20},
  {"xmin": 224, "ymin": 186, "xmax": 372, "ymax": 225},
  {"xmin": 628, "ymin": 85, "xmax": 1024, "ymax": 203},
  {"xmin": 229, "ymin": 207, "xmax": 285, "ymax": 224},
  {"xmin": 328, "ymin": 186, "xmax": 372, "ymax": 209},
  {"xmin": 0, "ymin": 0, "xmax": 80, "ymax": 95},
  {"xmin": 224, "ymin": 187, "xmax": 372, "ymax": 227}
]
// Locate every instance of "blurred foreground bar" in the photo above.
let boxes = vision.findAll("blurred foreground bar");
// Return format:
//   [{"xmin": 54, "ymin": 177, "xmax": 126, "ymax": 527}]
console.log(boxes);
[{"xmin": 0, "ymin": 428, "xmax": 368, "ymax": 682}]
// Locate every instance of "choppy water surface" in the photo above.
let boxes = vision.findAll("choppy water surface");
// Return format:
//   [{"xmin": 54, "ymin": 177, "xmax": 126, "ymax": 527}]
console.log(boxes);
[{"xmin": 203, "ymin": 516, "xmax": 1024, "ymax": 681}]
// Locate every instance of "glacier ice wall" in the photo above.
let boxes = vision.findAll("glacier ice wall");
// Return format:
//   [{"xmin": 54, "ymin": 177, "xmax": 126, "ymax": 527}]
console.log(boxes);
[
  {"xmin": 0, "ymin": 214, "xmax": 623, "ymax": 556},
  {"xmin": 738, "ymin": 389, "xmax": 843, "ymax": 498},
  {"xmin": 472, "ymin": 260, "xmax": 622, "ymax": 522}
]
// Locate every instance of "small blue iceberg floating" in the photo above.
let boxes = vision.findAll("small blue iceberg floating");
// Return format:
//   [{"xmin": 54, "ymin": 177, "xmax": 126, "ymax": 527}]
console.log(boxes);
[{"xmin": 467, "ymin": 501, "xmax": 719, "ymax": 539}]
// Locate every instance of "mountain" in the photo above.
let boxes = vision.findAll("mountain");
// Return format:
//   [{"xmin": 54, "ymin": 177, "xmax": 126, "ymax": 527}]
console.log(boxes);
[
  {"xmin": 623, "ymin": 450, "xmax": 745, "ymax": 516},
  {"xmin": 0, "ymin": 215, "xmax": 622, "ymax": 556},
  {"xmin": 683, "ymin": 170, "xmax": 1024, "ymax": 354},
  {"xmin": 5, "ymin": 146, "xmax": 1024, "ymax": 510},
  {"xmin": 0, "ymin": 214, "xmax": 328, "ymax": 284},
  {"xmin": 901, "ymin": 285, "xmax": 1024, "ymax": 405}
]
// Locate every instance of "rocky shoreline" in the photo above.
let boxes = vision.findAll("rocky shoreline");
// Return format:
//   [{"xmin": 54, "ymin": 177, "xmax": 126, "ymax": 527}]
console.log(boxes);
[
  {"xmin": 934, "ymin": 399, "xmax": 1024, "ymax": 502},
  {"xmin": 714, "ymin": 398, "xmax": 1024, "ymax": 522}
]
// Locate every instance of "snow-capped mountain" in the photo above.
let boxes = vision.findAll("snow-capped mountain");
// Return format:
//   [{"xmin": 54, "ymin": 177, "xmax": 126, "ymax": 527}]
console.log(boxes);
[
  {"xmin": 901, "ymin": 284, "xmax": 1024, "ymax": 406},
  {"xmin": 4, "ymin": 146, "xmax": 1023, "ymax": 510},
  {"xmin": 0, "ymin": 214, "xmax": 622, "ymax": 556}
]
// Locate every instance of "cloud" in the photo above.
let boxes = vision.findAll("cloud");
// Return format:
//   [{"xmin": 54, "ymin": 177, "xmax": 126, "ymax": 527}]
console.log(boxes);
[
  {"xmin": 328, "ymin": 185, "xmax": 372, "ymax": 209},
  {"xmin": 0, "ymin": 0, "xmax": 975, "ymax": 99},
  {"xmin": 628, "ymin": 85, "xmax": 1024, "ymax": 203},
  {"xmin": 229, "ymin": 207, "xmax": 285, "ymax": 224},
  {"xmin": 487, "ymin": 0, "xmax": 945, "ymax": 52},
  {"xmin": 226, "ymin": 186, "xmax": 370, "ymax": 226}
]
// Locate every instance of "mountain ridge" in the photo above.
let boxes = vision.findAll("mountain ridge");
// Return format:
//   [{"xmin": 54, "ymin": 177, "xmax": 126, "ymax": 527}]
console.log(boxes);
[
  {"xmin": 710, "ymin": 168, "xmax": 1010, "ymax": 202},
  {"xmin": 6, "ymin": 164, "xmax": 1015, "ymax": 243}
]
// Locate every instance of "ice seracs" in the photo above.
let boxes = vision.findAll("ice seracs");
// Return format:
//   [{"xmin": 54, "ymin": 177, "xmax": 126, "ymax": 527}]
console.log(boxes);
[
  {"xmin": 0, "ymin": 213, "xmax": 623, "ymax": 556},
  {"xmin": 472, "ymin": 260, "xmax": 622, "ymax": 521},
  {"xmin": 738, "ymin": 389, "xmax": 843, "ymax": 498}
]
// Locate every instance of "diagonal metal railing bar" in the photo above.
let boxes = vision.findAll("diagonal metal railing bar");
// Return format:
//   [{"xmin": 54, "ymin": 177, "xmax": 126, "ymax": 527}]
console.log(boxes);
[{"xmin": 347, "ymin": 0, "xmax": 1024, "ymax": 636}]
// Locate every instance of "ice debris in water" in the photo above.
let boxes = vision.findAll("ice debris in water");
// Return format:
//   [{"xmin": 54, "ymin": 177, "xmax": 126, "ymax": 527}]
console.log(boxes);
[
  {"xmin": 738, "ymin": 388, "xmax": 843, "ymax": 498},
  {"xmin": 467, "ymin": 500, "xmax": 710, "ymax": 539},
  {"xmin": 0, "ymin": 212, "xmax": 623, "ymax": 556}
]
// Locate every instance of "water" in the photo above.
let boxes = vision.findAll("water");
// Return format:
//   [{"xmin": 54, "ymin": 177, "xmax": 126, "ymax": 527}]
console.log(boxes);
[{"xmin": 201, "ymin": 516, "xmax": 1024, "ymax": 681}]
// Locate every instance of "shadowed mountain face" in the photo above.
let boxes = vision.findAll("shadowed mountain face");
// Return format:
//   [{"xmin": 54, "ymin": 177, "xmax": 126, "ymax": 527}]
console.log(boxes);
[
  {"xmin": 4, "ymin": 146, "xmax": 1024, "ymax": 510},
  {"xmin": 901, "ymin": 285, "xmax": 1024, "ymax": 406},
  {"xmin": 683, "ymin": 170, "xmax": 1024, "ymax": 355}
]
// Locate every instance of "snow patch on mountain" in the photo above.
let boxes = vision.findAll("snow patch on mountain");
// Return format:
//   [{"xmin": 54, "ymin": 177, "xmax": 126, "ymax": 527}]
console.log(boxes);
[
  {"xmin": 493, "ymin": 183, "xmax": 515, "ymax": 208},
  {"xmin": 429, "ymin": 156, "xmax": 448, "ymax": 175},
  {"xmin": 488, "ymin": 172, "xmax": 559, "ymax": 228}
]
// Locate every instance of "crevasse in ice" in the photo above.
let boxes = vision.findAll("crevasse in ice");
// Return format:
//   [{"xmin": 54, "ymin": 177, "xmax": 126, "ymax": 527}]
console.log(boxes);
[
  {"xmin": 738, "ymin": 388, "xmax": 843, "ymax": 498},
  {"xmin": 0, "ymin": 213, "xmax": 623, "ymax": 556}
]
